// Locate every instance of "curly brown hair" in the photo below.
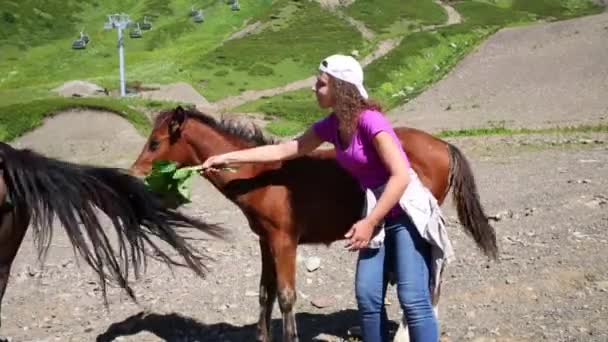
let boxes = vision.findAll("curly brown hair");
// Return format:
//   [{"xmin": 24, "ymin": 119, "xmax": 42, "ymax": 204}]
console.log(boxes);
[{"xmin": 331, "ymin": 77, "xmax": 383, "ymax": 136}]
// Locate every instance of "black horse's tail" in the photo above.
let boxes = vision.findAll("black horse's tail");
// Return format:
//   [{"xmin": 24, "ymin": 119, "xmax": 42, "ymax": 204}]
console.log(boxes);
[
  {"xmin": 0, "ymin": 142, "xmax": 226, "ymax": 304},
  {"xmin": 447, "ymin": 143, "xmax": 498, "ymax": 260}
]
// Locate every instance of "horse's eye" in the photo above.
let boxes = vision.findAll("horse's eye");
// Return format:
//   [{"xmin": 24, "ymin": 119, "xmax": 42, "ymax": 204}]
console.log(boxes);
[{"xmin": 148, "ymin": 139, "xmax": 160, "ymax": 151}]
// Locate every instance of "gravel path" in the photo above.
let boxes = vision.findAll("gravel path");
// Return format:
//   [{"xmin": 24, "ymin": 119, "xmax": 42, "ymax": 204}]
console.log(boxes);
[{"xmin": 4, "ymin": 128, "xmax": 607, "ymax": 342}]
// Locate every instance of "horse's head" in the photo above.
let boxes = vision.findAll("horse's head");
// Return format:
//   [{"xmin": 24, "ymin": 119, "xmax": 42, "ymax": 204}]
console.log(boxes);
[
  {"xmin": 130, "ymin": 106, "xmax": 197, "ymax": 177},
  {"xmin": 130, "ymin": 105, "xmax": 272, "ymax": 179}
]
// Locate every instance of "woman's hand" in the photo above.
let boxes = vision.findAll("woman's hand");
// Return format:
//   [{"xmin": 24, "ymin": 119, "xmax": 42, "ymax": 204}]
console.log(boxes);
[
  {"xmin": 344, "ymin": 218, "xmax": 376, "ymax": 251},
  {"xmin": 201, "ymin": 154, "xmax": 230, "ymax": 174}
]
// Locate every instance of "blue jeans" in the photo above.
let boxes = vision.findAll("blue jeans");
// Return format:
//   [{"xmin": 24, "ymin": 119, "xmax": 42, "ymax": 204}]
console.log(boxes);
[{"xmin": 355, "ymin": 213, "xmax": 438, "ymax": 342}]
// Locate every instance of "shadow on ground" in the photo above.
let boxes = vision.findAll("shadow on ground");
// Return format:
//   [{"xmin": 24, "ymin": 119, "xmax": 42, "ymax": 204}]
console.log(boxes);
[{"xmin": 96, "ymin": 309, "xmax": 400, "ymax": 341}]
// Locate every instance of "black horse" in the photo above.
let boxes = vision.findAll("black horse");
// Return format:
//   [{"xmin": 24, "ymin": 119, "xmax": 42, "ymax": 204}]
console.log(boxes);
[{"xmin": 0, "ymin": 142, "xmax": 225, "ymax": 341}]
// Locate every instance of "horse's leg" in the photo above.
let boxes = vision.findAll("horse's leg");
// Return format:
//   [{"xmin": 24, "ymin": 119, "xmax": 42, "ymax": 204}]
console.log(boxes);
[
  {"xmin": 0, "ymin": 259, "xmax": 10, "ymax": 342},
  {"xmin": 270, "ymin": 233, "xmax": 298, "ymax": 342},
  {"xmin": 256, "ymin": 239, "xmax": 277, "ymax": 342},
  {"xmin": 0, "ymin": 210, "xmax": 28, "ymax": 342}
]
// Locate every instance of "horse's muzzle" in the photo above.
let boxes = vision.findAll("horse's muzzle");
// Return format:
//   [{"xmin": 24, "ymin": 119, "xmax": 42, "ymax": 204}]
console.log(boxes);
[{"xmin": 128, "ymin": 166, "xmax": 147, "ymax": 179}]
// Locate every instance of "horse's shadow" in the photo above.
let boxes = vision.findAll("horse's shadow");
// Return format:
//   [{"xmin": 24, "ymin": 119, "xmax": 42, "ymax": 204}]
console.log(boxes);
[{"xmin": 96, "ymin": 309, "xmax": 400, "ymax": 341}]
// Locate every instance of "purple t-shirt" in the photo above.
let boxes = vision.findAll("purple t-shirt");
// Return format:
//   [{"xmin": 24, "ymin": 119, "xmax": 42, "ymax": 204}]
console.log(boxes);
[{"xmin": 312, "ymin": 109, "xmax": 410, "ymax": 217}]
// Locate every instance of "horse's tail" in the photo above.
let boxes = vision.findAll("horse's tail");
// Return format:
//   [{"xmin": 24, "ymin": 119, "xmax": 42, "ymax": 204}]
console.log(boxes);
[
  {"xmin": 0, "ymin": 142, "xmax": 226, "ymax": 304},
  {"xmin": 447, "ymin": 143, "xmax": 498, "ymax": 260}
]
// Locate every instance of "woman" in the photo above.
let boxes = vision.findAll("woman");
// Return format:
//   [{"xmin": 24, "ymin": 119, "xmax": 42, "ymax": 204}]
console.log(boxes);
[{"xmin": 202, "ymin": 54, "xmax": 439, "ymax": 341}]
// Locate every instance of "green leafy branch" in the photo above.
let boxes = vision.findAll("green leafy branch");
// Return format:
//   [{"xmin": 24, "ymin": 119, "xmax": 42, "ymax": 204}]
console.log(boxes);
[{"xmin": 144, "ymin": 160, "xmax": 237, "ymax": 208}]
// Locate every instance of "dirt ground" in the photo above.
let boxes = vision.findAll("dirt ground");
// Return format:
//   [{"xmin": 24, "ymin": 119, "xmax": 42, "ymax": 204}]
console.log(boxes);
[
  {"xmin": 11, "ymin": 109, "xmax": 145, "ymax": 167},
  {"xmin": 2, "ymin": 9, "xmax": 608, "ymax": 342}
]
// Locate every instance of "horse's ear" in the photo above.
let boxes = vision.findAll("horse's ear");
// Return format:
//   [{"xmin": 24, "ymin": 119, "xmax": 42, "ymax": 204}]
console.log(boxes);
[{"xmin": 169, "ymin": 106, "xmax": 187, "ymax": 136}]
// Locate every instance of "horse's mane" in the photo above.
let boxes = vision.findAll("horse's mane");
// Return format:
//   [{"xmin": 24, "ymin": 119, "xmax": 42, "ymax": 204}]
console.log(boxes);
[
  {"xmin": 155, "ymin": 107, "xmax": 277, "ymax": 146},
  {"xmin": 0, "ymin": 141, "xmax": 225, "ymax": 305}
]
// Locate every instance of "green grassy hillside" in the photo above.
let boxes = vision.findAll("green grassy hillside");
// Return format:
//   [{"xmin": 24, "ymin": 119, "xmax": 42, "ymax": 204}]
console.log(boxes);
[
  {"xmin": 345, "ymin": 0, "xmax": 447, "ymax": 37},
  {"xmin": 234, "ymin": 0, "xmax": 602, "ymax": 136},
  {"xmin": 0, "ymin": 97, "xmax": 151, "ymax": 141},
  {"xmin": 0, "ymin": 0, "xmax": 603, "ymax": 140},
  {"xmin": 0, "ymin": 0, "xmax": 276, "ymax": 101}
]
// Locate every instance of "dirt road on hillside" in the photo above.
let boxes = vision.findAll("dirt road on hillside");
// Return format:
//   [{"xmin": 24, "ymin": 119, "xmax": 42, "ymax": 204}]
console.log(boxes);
[
  {"xmin": 389, "ymin": 12, "xmax": 608, "ymax": 133},
  {"xmin": 11, "ymin": 109, "xmax": 145, "ymax": 167}
]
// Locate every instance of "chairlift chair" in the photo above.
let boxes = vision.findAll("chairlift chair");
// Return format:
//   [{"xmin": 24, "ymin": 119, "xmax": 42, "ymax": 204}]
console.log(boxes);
[
  {"xmin": 104, "ymin": 15, "xmax": 113, "ymax": 30},
  {"xmin": 80, "ymin": 31, "xmax": 90, "ymax": 44},
  {"xmin": 141, "ymin": 16, "xmax": 152, "ymax": 30},
  {"xmin": 193, "ymin": 10, "xmax": 204, "ymax": 23},
  {"xmin": 231, "ymin": 1, "xmax": 240, "ymax": 11},
  {"xmin": 72, "ymin": 39, "xmax": 86, "ymax": 49},
  {"xmin": 129, "ymin": 23, "xmax": 142, "ymax": 38}
]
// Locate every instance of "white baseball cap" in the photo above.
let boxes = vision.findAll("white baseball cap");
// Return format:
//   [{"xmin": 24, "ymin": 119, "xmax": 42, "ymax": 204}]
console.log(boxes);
[{"xmin": 319, "ymin": 54, "xmax": 369, "ymax": 99}]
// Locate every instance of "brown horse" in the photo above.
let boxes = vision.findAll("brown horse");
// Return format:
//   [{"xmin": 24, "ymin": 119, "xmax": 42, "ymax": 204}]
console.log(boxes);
[
  {"xmin": 0, "ymin": 141, "xmax": 226, "ymax": 342},
  {"xmin": 130, "ymin": 106, "xmax": 498, "ymax": 342}
]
